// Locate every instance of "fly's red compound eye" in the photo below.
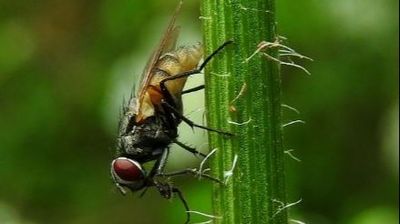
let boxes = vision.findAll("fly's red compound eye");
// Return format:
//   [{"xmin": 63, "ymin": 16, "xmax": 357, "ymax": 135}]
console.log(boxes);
[{"xmin": 111, "ymin": 157, "xmax": 145, "ymax": 183}]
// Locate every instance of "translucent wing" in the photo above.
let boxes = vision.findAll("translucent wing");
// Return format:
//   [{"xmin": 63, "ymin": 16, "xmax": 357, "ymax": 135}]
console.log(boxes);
[{"xmin": 135, "ymin": 2, "xmax": 182, "ymax": 113}]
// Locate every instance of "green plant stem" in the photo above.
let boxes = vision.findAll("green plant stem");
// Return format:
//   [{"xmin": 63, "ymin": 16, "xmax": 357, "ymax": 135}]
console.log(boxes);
[{"xmin": 201, "ymin": 0, "xmax": 288, "ymax": 224}]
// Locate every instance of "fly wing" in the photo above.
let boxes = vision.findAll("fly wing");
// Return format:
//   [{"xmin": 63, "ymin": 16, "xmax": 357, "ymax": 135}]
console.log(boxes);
[{"xmin": 135, "ymin": 1, "xmax": 182, "ymax": 112}]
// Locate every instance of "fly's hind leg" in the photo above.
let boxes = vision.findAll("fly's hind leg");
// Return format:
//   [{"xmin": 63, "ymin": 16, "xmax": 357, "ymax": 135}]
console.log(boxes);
[
  {"xmin": 159, "ymin": 40, "xmax": 233, "ymax": 97},
  {"xmin": 181, "ymin": 85, "xmax": 204, "ymax": 95},
  {"xmin": 159, "ymin": 41, "xmax": 234, "ymax": 135}
]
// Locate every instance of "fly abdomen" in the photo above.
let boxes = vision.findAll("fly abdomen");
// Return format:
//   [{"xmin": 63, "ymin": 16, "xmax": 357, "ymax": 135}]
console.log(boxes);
[
  {"xmin": 170, "ymin": 43, "xmax": 203, "ymax": 72},
  {"xmin": 135, "ymin": 43, "xmax": 203, "ymax": 123},
  {"xmin": 149, "ymin": 43, "xmax": 203, "ymax": 96}
]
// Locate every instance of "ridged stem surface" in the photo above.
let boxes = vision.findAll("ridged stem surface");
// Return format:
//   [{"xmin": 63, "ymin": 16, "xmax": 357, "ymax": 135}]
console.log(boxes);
[{"xmin": 201, "ymin": 0, "xmax": 288, "ymax": 223}]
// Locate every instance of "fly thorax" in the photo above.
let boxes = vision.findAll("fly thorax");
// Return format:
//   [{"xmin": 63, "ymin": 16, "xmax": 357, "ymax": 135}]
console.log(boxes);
[
  {"xmin": 117, "ymin": 116, "xmax": 176, "ymax": 158},
  {"xmin": 118, "ymin": 135, "xmax": 143, "ymax": 155}
]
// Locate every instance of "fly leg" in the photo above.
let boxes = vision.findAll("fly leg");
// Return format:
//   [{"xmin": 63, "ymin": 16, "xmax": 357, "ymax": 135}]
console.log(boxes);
[
  {"xmin": 159, "ymin": 41, "xmax": 233, "ymax": 135},
  {"xmin": 157, "ymin": 148, "xmax": 224, "ymax": 185},
  {"xmin": 173, "ymin": 139, "xmax": 207, "ymax": 157},
  {"xmin": 145, "ymin": 151, "xmax": 191, "ymax": 224},
  {"xmin": 159, "ymin": 168, "xmax": 223, "ymax": 184},
  {"xmin": 162, "ymin": 101, "xmax": 233, "ymax": 136},
  {"xmin": 148, "ymin": 148, "xmax": 170, "ymax": 178},
  {"xmin": 138, "ymin": 152, "xmax": 169, "ymax": 198},
  {"xmin": 172, "ymin": 187, "xmax": 191, "ymax": 224},
  {"xmin": 149, "ymin": 152, "xmax": 192, "ymax": 224},
  {"xmin": 158, "ymin": 41, "xmax": 233, "ymax": 135},
  {"xmin": 159, "ymin": 40, "xmax": 233, "ymax": 95},
  {"xmin": 181, "ymin": 85, "xmax": 204, "ymax": 95},
  {"xmin": 140, "ymin": 148, "xmax": 171, "ymax": 197},
  {"xmin": 155, "ymin": 182, "xmax": 191, "ymax": 224}
]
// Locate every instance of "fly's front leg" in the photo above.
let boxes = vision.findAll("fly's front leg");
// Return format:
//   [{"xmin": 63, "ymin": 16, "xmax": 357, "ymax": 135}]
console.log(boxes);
[
  {"xmin": 159, "ymin": 168, "xmax": 224, "ymax": 185},
  {"xmin": 155, "ymin": 181, "xmax": 191, "ymax": 224},
  {"xmin": 172, "ymin": 187, "xmax": 191, "ymax": 224},
  {"xmin": 157, "ymin": 148, "xmax": 225, "ymax": 185},
  {"xmin": 148, "ymin": 148, "xmax": 170, "ymax": 178},
  {"xmin": 152, "ymin": 146, "xmax": 222, "ymax": 184}
]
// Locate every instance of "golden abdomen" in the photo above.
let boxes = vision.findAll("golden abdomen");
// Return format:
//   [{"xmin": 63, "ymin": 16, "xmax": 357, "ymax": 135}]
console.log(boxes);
[
  {"xmin": 150, "ymin": 43, "xmax": 203, "ymax": 96},
  {"xmin": 136, "ymin": 44, "xmax": 203, "ymax": 122}
]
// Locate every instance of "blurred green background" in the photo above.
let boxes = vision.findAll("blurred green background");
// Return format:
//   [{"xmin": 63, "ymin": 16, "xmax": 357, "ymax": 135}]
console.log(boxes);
[{"xmin": 0, "ymin": 0, "xmax": 398, "ymax": 224}]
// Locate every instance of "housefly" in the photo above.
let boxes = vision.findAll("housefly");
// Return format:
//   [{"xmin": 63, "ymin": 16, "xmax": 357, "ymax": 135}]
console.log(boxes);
[{"xmin": 110, "ymin": 1, "xmax": 232, "ymax": 223}]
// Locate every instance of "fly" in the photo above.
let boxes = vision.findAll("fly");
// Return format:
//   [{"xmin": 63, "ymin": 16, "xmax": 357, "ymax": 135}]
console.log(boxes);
[{"xmin": 110, "ymin": 2, "xmax": 232, "ymax": 223}]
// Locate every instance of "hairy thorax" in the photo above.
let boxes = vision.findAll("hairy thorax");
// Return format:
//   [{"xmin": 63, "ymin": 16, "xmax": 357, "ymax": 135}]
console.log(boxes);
[{"xmin": 118, "ymin": 107, "xmax": 178, "ymax": 162}]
